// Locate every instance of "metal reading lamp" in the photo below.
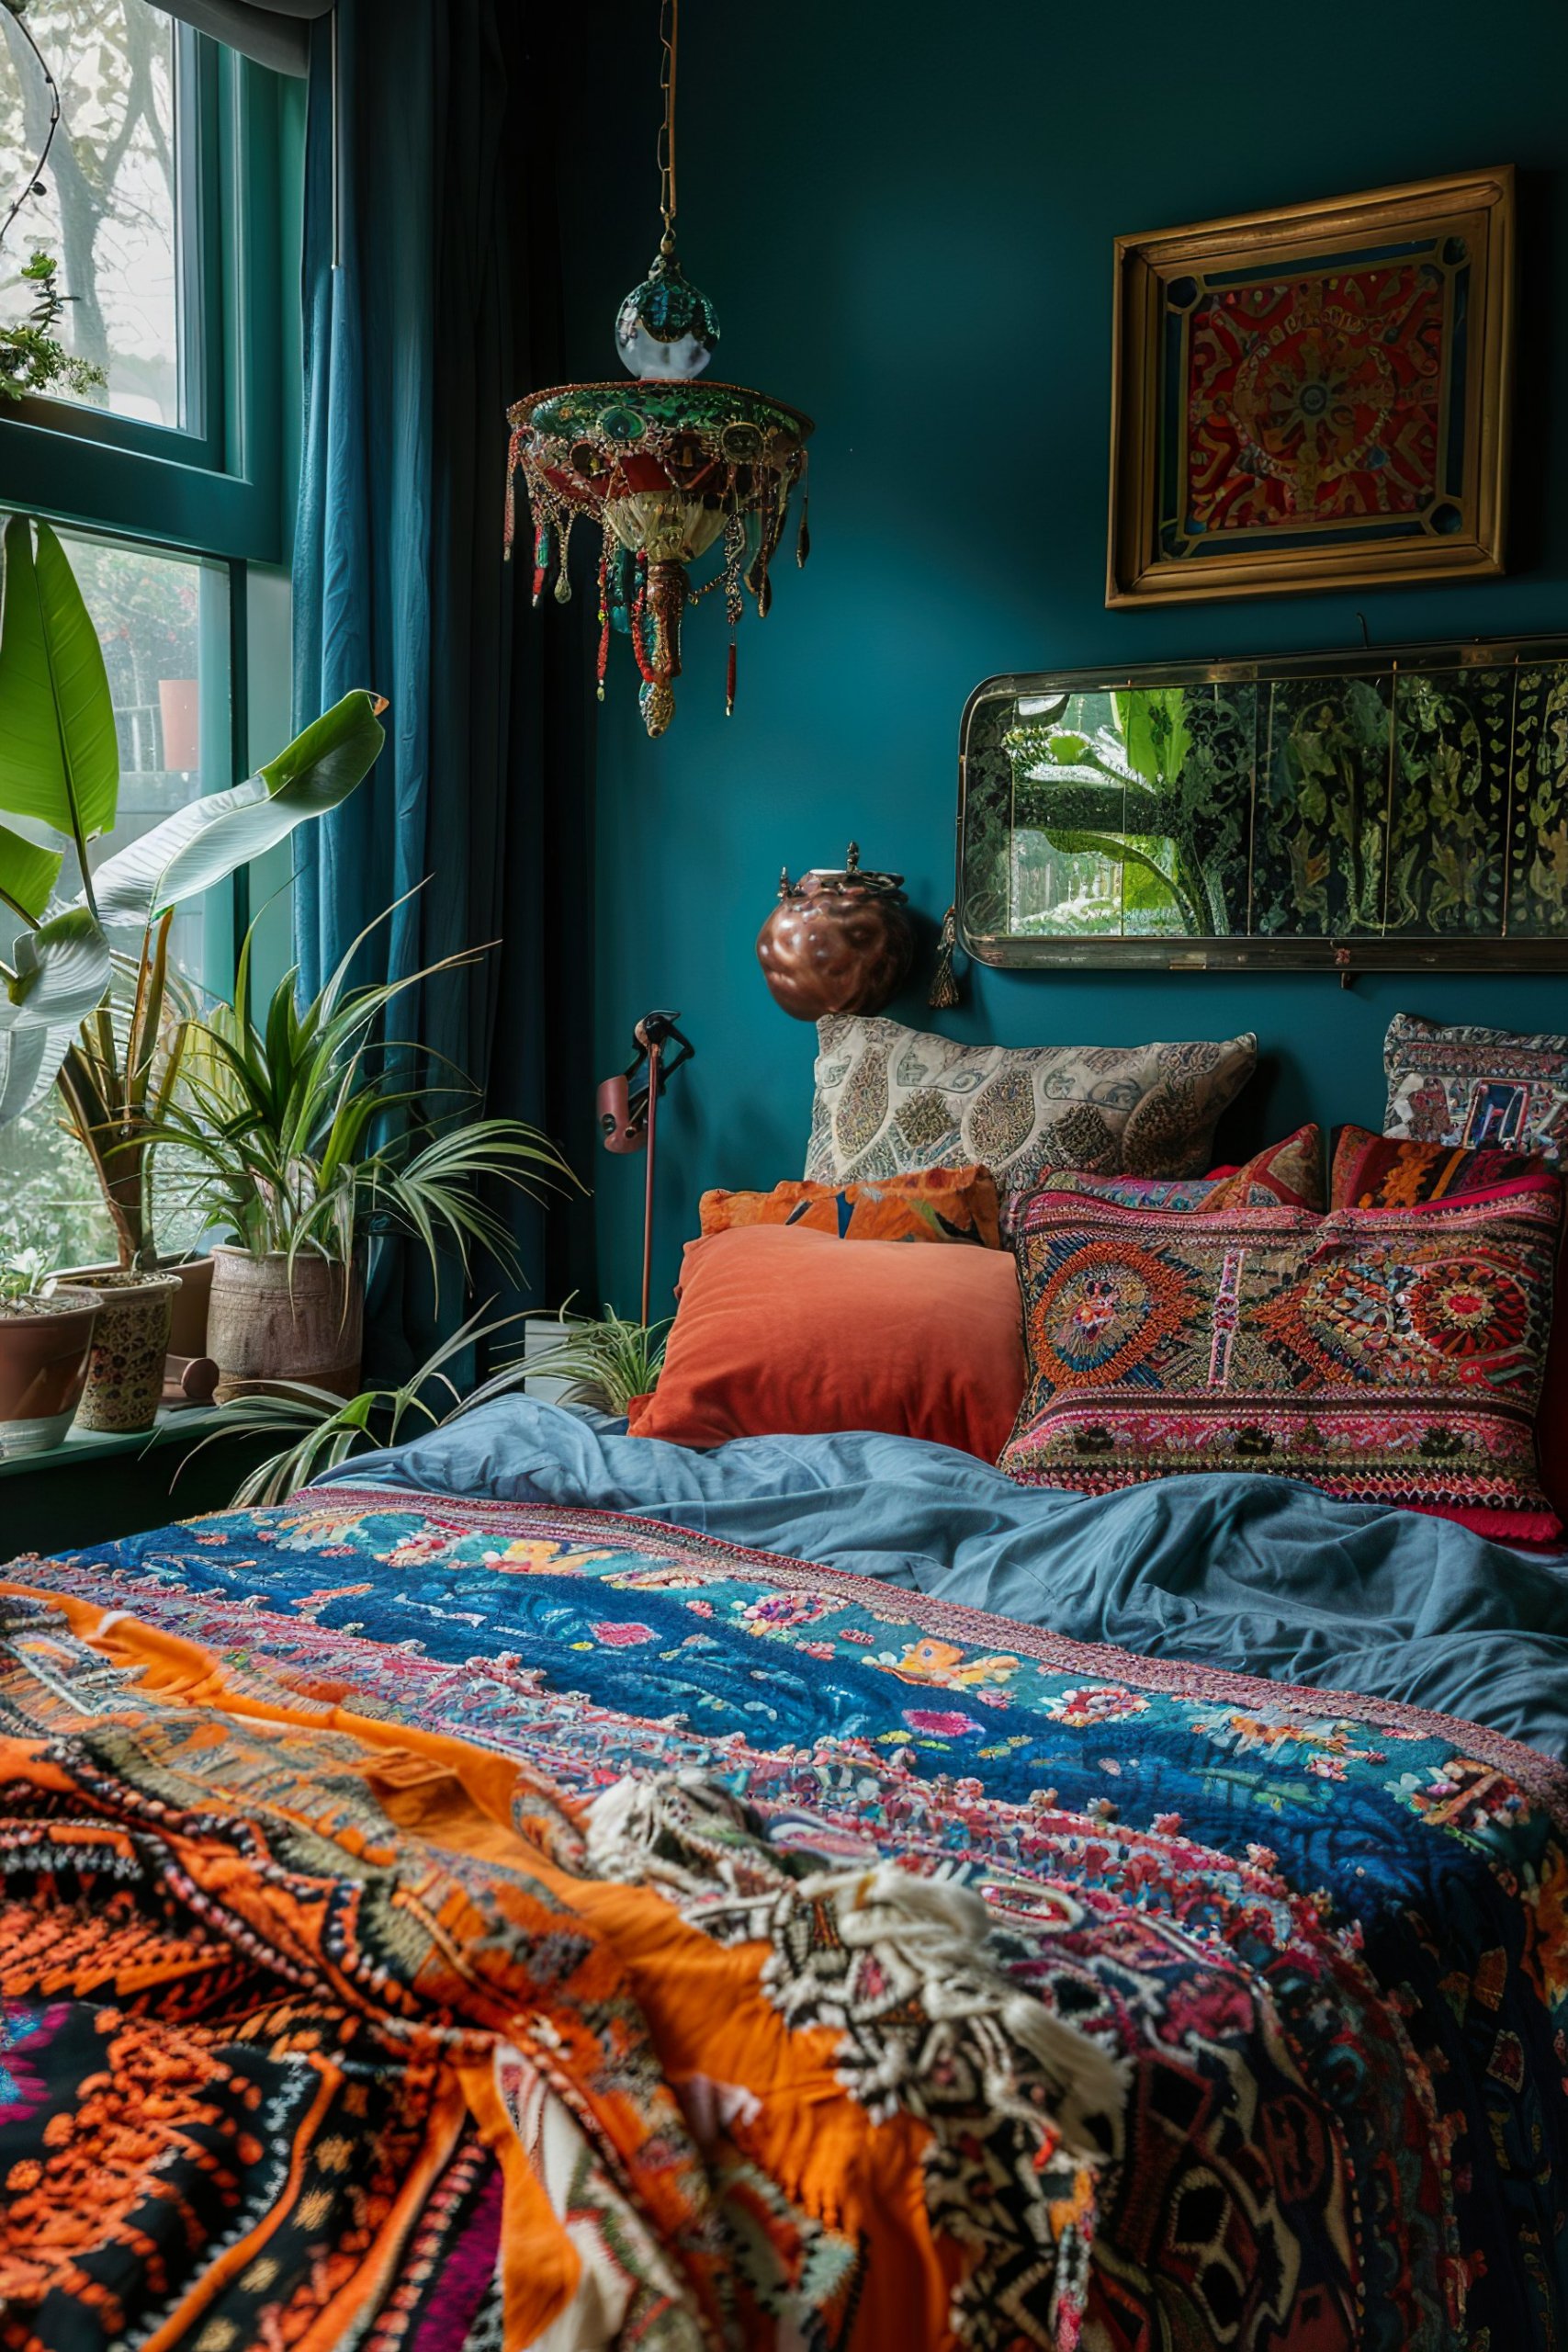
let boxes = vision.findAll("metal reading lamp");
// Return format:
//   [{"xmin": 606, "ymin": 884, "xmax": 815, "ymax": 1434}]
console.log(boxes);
[{"xmin": 596, "ymin": 1011, "xmax": 694, "ymax": 1327}]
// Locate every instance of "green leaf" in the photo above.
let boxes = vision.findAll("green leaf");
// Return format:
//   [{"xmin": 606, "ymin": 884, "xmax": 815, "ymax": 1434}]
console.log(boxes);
[
  {"xmin": 0, "ymin": 515, "xmax": 118, "ymax": 843},
  {"xmin": 1116, "ymin": 687, "xmax": 1191, "ymax": 786},
  {"xmin": 4, "ymin": 904, "xmax": 111, "ymax": 1027},
  {"xmin": 88, "ymin": 689, "xmax": 385, "ymax": 935},
  {"xmin": 0, "ymin": 820, "xmax": 62, "ymax": 920}
]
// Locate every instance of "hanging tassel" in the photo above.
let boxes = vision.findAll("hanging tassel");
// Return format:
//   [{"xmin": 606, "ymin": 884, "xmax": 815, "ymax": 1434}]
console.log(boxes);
[
  {"xmin": 531, "ymin": 517, "xmax": 549, "ymax": 608},
  {"xmin": 553, "ymin": 515, "xmax": 574, "ymax": 604},
  {"xmin": 595, "ymin": 541, "xmax": 611, "ymax": 702},
  {"xmin": 929, "ymin": 903, "xmax": 961, "ymax": 1010},
  {"xmin": 796, "ymin": 455, "xmax": 811, "ymax": 567},
  {"xmin": 726, "ymin": 633, "xmax": 737, "ymax": 717}
]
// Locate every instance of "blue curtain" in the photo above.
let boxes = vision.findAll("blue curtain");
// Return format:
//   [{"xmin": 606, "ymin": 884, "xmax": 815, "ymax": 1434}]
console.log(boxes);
[{"xmin": 291, "ymin": 0, "xmax": 597, "ymax": 1368}]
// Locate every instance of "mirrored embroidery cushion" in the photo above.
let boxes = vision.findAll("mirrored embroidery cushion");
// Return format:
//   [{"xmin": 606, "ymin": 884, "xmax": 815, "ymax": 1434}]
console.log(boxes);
[
  {"xmin": 999, "ymin": 1181, "xmax": 1563, "ymax": 1541},
  {"xmin": 807, "ymin": 1017, "xmax": 1258, "ymax": 1234},
  {"xmin": 1384, "ymin": 1012, "xmax": 1568, "ymax": 1160},
  {"xmin": 1332, "ymin": 1124, "xmax": 1568, "ymax": 1532},
  {"xmin": 1031, "ymin": 1125, "xmax": 1323, "ymax": 1215},
  {"xmin": 699, "ymin": 1164, "xmax": 1001, "ymax": 1248}
]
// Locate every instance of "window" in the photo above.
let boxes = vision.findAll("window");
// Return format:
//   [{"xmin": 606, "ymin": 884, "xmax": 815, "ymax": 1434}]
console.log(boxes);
[
  {"xmin": 0, "ymin": 4, "xmax": 185, "ymax": 427},
  {"xmin": 0, "ymin": 17, "xmax": 299, "ymax": 1273},
  {"xmin": 0, "ymin": 530, "xmax": 231, "ymax": 1269}
]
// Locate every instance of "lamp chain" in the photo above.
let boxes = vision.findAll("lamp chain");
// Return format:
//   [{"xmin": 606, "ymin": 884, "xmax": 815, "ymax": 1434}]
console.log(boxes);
[{"xmin": 657, "ymin": 0, "xmax": 677, "ymax": 257}]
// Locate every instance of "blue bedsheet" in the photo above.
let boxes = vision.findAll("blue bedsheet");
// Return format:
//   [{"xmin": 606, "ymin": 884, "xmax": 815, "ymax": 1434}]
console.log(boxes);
[{"xmin": 324, "ymin": 1396, "xmax": 1568, "ymax": 1756}]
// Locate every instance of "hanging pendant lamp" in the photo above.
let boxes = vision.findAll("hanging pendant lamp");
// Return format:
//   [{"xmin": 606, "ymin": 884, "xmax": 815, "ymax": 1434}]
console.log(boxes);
[{"xmin": 505, "ymin": 0, "xmax": 814, "ymax": 739}]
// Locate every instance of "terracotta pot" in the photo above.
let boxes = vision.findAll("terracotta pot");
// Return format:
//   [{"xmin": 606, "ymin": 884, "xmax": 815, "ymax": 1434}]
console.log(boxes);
[
  {"xmin": 0, "ymin": 1288, "xmax": 103, "ymax": 1458},
  {"xmin": 756, "ymin": 844, "xmax": 914, "ymax": 1021},
  {"xmin": 73, "ymin": 1270, "xmax": 183, "ymax": 1435},
  {"xmin": 207, "ymin": 1249, "xmax": 365, "ymax": 1403}
]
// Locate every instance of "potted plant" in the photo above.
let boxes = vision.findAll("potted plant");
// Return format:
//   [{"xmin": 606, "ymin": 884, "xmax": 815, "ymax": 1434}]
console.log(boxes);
[
  {"xmin": 0, "ymin": 1245, "xmax": 102, "ymax": 1458},
  {"xmin": 147, "ymin": 919, "xmax": 578, "ymax": 1398},
  {"xmin": 517, "ymin": 1302, "xmax": 670, "ymax": 1415},
  {"xmin": 0, "ymin": 514, "xmax": 388, "ymax": 1431}
]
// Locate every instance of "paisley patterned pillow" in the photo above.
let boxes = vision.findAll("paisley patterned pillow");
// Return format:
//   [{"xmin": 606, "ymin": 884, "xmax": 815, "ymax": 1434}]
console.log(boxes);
[
  {"xmin": 999, "ymin": 1182, "xmax": 1563, "ymax": 1541},
  {"xmin": 1032, "ymin": 1125, "xmax": 1323, "ymax": 1215},
  {"xmin": 1384, "ymin": 1012, "xmax": 1568, "ymax": 1160},
  {"xmin": 699, "ymin": 1165, "xmax": 1000, "ymax": 1247},
  {"xmin": 807, "ymin": 1017, "xmax": 1257, "ymax": 1235}
]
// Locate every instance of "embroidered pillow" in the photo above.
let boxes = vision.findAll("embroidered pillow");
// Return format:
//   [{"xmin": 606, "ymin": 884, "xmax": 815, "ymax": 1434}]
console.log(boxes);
[
  {"xmin": 1031, "ymin": 1125, "xmax": 1323, "ymax": 1215},
  {"xmin": 699, "ymin": 1165, "xmax": 1000, "ymax": 1248},
  {"xmin": 1332, "ymin": 1124, "xmax": 1545, "ymax": 1210},
  {"xmin": 999, "ymin": 1182, "xmax": 1562, "ymax": 1541},
  {"xmin": 1384, "ymin": 1012, "xmax": 1568, "ymax": 1159},
  {"xmin": 807, "ymin": 1016, "xmax": 1257, "ymax": 1233},
  {"xmin": 1332, "ymin": 1124, "xmax": 1568, "ymax": 1535}
]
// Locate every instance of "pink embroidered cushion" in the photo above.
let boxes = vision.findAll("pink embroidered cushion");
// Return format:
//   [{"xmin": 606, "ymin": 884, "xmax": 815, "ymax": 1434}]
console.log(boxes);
[
  {"xmin": 998, "ymin": 1179, "xmax": 1562, "ymax": 1542},
  {"xmin": 1030, "ymin": 1125, "xmax": 1323, "ymax": 1216}
]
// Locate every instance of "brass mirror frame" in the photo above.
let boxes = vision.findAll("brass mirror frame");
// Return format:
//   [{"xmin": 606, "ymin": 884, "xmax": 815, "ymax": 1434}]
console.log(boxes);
[{"xmin": 958, "ymin": 635, "xmax": 1568, "ymax": 975}]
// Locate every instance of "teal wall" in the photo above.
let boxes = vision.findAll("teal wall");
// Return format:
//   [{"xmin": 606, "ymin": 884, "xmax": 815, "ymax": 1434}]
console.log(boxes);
[{"xmin": 559, "ymin": 0, "xmax": 1568, "ymax": 1314}]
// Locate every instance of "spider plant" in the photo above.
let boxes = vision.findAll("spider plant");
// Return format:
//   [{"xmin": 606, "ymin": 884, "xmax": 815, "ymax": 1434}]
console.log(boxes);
[
  {"xmin": 148, "ymin": 910, "xmax": 578, "ymax": 1295},
  {"xmin": 186, "ymin": 1307, "xmax": 544, "ymax": 1508},
  {"xmin": 515, "ymin": 1300, "xmax": 671, "ymax": 1415}
]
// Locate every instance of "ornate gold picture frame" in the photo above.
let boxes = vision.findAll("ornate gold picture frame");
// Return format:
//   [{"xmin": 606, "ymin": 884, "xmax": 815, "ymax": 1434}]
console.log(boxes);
[{"xmin": 1107, "ymin": 168, "xmax": 1515, "ymax": 607}]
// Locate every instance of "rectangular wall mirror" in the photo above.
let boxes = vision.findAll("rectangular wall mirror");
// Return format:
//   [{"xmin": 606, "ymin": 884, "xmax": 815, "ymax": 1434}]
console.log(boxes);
[{"xmin": 957, "ymin": 638, "xmax": 1568, "ymax": 970}]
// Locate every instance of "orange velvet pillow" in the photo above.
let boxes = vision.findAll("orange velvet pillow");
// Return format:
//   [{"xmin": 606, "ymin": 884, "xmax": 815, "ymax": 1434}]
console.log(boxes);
[
  {"xmin": 698, "ymin": 1164, "xmax": 1000, "ymax": 1248},
  {"xmin": 627, "ymin": 1225, "xmax": 1026, "ymax": 1457}
]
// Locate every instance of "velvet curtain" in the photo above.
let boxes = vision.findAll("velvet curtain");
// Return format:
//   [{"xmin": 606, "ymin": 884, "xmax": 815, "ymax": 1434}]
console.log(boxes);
[{"xmin": 291, "ymin": 0, "xmax": 596, "ymax": 1370}]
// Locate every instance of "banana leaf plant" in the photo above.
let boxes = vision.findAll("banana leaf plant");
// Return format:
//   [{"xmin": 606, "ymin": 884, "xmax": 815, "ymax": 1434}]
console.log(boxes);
[
  {"xmin": 0, "ymin": 514, "xmax": 387, "ymax": 1269},
  {"xmin": 1003, "ymin": 686, "xmax": 1222, "ymax": 936}
]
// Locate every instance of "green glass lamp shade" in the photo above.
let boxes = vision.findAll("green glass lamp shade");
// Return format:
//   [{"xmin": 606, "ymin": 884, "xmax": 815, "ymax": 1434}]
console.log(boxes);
[
  {"xmin": 507, "ymin": 379, "xmax": 813, "ymax": 738},
  {"xmin": 615, "ymin": 249, "xmax": 719, "ymax": 381}
]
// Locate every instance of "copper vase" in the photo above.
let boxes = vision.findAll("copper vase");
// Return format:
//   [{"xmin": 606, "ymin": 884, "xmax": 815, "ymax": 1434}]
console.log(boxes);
[{"xmin": 756, "ymin": 844, "xmax": 914, "ymax": 1021}]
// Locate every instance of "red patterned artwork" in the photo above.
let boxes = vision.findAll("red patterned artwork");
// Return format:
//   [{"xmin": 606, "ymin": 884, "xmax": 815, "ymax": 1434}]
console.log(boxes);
[
  {"xmin": 1108, "ymin": 170, "xmax": 1515, "ymax": 604},
  {"xmin": 1186, "ymin": 266, "xmax": 1445, "ymax": 533}
]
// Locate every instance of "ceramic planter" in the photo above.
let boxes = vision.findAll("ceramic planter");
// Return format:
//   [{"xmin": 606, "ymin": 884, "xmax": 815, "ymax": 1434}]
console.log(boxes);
[
  {"xmin": 73, "ymin": 1271, "xmax": 184, "ymax": 1435},
  {"xmin": 0, "ymin": 1288, "xmax": 103, "ymax": 1458},
  {"xmin": 207, "ymin": 1248, "xmax": 365, "ymax": 1402}
]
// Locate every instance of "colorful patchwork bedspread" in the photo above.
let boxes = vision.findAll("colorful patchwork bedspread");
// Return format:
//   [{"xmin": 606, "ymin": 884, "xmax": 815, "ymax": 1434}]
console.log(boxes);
[{"xmin": 10, "ymin": 1485, "xmax": 1568, "ymax": 2350}]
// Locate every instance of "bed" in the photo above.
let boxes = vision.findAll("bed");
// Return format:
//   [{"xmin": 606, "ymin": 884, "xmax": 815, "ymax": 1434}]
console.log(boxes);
[{"xmin": 5, "ymin": 1395, "xmax": 1568, "ymax": 2348}]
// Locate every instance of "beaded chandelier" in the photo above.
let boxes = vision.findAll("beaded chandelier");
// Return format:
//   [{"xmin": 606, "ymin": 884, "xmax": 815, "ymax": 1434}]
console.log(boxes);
[{"xmin": 505, "ymin": 1, "xmax": 813, "ymax": 738}]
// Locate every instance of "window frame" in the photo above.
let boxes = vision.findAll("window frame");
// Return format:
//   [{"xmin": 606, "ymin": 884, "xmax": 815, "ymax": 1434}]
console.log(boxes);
[{"xmin": 0, "ymin": 33, "xmax": 285, "ymax": 566}]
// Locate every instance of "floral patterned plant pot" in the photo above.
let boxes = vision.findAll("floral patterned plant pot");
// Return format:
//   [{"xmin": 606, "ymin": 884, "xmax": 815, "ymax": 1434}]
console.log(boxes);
[{"xmin": 73, "ymin": 1272, "xmax": 183, "ymax": 1435}]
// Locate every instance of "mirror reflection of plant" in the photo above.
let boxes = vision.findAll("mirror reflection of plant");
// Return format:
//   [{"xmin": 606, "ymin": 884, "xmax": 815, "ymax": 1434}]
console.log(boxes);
[
  {"xmin": 1005, "ymin": 688, "xmax": 1224, "ymax": 936},
  {"xmin": 146, "ymin": 908, "xmax": 580, "ymax": 1297}
]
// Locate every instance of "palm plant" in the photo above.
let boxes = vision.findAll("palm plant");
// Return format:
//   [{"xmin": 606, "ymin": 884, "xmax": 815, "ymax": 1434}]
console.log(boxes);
[
  {"xmin": 0, "ymin": 514, "xmax": 388, "ymax": 1268},
  {"xmin": 149, "ymin": 912, "xmax": 577, "ymax": 1295}
]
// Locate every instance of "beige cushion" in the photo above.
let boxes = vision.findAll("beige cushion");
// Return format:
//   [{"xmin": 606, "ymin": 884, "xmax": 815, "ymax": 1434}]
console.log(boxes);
[{"xmin": 806, "ymin": 1015, "xmax": 1257, "ymax": 1233}]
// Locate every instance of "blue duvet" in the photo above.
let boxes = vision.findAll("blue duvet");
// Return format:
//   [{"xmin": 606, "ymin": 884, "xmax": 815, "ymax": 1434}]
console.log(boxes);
[{"xmin": 323, "ymin": 1396, "xmax": 1568, "ymax": 1757}]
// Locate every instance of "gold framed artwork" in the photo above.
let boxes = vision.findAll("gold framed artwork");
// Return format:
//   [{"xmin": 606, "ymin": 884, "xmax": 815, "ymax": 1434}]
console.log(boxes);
[{"xmin": 1107, "ymin": 168, "xmax": 1516, "ymax": 607}]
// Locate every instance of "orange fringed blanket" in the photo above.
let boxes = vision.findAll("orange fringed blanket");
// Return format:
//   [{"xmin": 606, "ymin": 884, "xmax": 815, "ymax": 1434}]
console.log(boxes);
[{"xmin": 0, "ymin": 1589, "xmax": 1119, "ymax": 2352}]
